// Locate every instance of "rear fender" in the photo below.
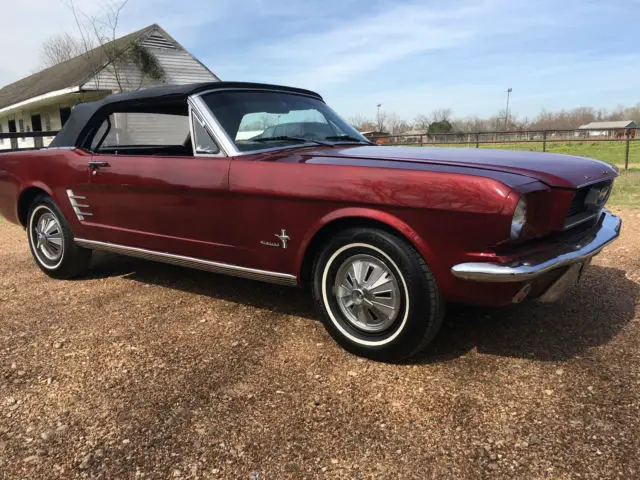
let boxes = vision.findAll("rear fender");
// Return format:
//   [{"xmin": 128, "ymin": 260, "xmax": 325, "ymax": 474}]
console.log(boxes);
[{"xmin": 16, "ymin": 182, "xmax": 56, "ymax": 226}]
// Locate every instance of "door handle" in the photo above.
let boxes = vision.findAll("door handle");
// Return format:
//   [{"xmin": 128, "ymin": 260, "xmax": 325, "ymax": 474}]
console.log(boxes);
[{"xmin": 88, "ymin": 161, "xmax": 109, "ymax": 169}]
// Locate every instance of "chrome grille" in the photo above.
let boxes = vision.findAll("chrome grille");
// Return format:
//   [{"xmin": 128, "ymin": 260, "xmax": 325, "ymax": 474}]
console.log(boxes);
[
  {"xmin": 565, "ymin": 180, "xmax": 612, "ymax": 229},
  {"xmin": 567, "ymin": 188, "xmax": 590, "ymax": 217}
]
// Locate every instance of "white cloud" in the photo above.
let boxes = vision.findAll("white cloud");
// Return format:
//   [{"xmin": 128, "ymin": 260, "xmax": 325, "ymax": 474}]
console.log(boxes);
[{"xmin": 213, "ymin": 0, "xmax": 557, "ymax": 90}]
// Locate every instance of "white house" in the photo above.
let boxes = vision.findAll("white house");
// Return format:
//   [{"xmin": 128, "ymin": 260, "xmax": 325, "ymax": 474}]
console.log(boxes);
[{"xmin": 0, "ymin": 24, "xmax": 219, "ymax": 151}]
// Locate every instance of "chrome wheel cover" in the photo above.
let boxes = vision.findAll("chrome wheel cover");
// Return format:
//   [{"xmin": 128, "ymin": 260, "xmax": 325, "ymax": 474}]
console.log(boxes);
[
  {"xmin": 333, "ymin": 254, "xmax": 401, "ymax": 333},
  {"xmin": 30, "ymin": 208, "xmax": 64, "ymax": 267}
]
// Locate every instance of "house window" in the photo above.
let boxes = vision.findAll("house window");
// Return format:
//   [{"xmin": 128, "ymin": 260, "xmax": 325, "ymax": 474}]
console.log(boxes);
[
  {"xmin": 60, "ymin": 107, "xmax": 71, "ymax": 127},
  {"xmin": 0, "ymin": 123, "xmax": 3, "ymax": 144},
  {"xmin": 18, "ymin": 119, "xmax": 24, "ymax": 139}
]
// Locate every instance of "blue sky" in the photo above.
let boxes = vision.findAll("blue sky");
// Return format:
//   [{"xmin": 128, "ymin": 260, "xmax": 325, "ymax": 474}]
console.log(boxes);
[{"xmin": 3, "ymin": 0, "xmax": 639, "ymax": 121}]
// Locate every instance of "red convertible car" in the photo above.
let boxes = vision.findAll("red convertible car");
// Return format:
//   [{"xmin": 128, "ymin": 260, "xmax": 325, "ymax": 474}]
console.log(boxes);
[{"xmin": 0, "ymin": 82, "xmax": 621, "ymax": 360}]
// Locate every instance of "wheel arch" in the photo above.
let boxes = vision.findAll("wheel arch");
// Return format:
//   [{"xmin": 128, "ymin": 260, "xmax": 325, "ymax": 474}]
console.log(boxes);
[
  {"xmin": 17, "ymin": 184, "xmax": 54, "ymax": 227},
  {"xmin": 297, "ymin": 208, "xmax": 435, "ymax": 288}
]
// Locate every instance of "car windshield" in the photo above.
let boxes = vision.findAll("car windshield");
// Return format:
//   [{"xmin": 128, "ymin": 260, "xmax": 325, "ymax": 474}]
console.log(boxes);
[{"xmin": 200, "ymin": 90, "xmax": 370, "ymax": 153}]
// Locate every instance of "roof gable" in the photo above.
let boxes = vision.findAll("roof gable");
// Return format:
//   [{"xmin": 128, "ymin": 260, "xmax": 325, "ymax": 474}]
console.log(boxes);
[{"xmin": 0, "ymin": 24, "xmax": 158, "ymax": 110}]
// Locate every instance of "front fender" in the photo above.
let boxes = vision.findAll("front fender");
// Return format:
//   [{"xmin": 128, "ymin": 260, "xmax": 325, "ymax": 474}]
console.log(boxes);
[{"xmin": 294, "ymin": 206, "xmax": 437, "ymax": 282}]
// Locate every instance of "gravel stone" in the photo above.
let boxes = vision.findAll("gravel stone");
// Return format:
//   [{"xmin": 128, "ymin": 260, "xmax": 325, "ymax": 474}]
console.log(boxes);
[
  {"xmin": 78, "ymin": 453, "xmax": 93, "ymax": 470},
  {"xmin": 0, "ymin": 206, "xmax": 638, "ymax": 478}
]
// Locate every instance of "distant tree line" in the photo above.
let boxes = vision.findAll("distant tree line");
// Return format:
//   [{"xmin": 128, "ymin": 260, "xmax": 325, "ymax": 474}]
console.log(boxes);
[{"xmin": 349, "ymin": 104, "xmax": 640, "ymax": 135}]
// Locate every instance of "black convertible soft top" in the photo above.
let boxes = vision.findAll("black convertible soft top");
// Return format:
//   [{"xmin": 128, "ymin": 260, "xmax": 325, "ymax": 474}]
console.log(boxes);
[{"xmin": 50, "ymin": 82, "xmax": 324, "ymax": 148}]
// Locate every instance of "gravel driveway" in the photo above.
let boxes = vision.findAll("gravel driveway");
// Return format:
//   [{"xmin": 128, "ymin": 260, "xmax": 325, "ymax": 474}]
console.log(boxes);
[{"xmin": 1, "ymin": 208, "xmax": 638, "ymax": 479}]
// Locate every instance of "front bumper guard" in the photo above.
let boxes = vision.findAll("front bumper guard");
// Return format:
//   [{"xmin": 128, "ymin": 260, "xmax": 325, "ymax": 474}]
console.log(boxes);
[{"xmin": 451, "ymin": 210, "xmax": 621, "ymax": 283}]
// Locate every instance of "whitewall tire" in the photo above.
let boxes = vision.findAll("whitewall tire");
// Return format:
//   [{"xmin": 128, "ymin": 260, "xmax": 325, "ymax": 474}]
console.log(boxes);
[
  {"xmin": 312, "ymin": 227, "xmax": 444, "ymax": 361},
  {"xmin": 27, "ymin": 195, "xmax": 91, "ymax": 279}
]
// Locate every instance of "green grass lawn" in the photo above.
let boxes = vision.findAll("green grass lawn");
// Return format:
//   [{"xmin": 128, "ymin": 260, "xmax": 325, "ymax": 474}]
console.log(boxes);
[{"xmin": 608, "ymin": 168, "xmax": 640, "ymax": 208}]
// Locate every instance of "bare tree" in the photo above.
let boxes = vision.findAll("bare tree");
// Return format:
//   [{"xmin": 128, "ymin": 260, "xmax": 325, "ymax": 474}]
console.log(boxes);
[
  {"xmin": 89, "ymin": 0, "xmax": 131, "ymax": 91},
  {"xmin": 430, "ymin": 108, "xmax": 453, "ymax": 123},
  {"xmin": 385, "ymin": 113, "xmax": 412, "ymax": 134},
  {"xmin": 413, "ymin": 114, "xmax": 430, "ymax": 130},
  {"xmin": 40, "ymin": 0, "xmax": 165, "ymax": 92},
  {"xmin": 376, "ymin": 110, "xmax": 388, "ymax": 132},
  {"xmin": 349, "ymin": 115, "xmax": 376, "ymax": 132},
  {"xmin": 386, "ymin": 113, "xmax": 400, "ymax": 134},
  {"xmin": 350, "ymin": 101, "xmax": 640, "ymax": 137},
  {"xmin": 39, "ymin": 33, "xmax": 86, "ymax": 68}
]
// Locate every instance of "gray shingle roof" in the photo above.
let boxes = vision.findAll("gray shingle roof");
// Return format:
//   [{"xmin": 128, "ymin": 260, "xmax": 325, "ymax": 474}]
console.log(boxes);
[{"xmin": 0, "ymin": 24, "xmax": 156, "ymax": 110}]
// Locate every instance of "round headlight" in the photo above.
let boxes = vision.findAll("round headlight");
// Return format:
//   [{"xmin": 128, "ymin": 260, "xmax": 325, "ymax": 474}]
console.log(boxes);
[{"xmin": 510, "ymin": 197, "xmax": 527, "ymax": 239}]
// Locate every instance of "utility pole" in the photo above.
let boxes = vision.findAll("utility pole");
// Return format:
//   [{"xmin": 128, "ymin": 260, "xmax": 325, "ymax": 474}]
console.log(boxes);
[
  {"xmin": 504, "ymin": 88, "xmax": 512, "ymax": 130},
  {"xmin": 377, "ymin": 103, "xmax": 382, "ymax": 131}
]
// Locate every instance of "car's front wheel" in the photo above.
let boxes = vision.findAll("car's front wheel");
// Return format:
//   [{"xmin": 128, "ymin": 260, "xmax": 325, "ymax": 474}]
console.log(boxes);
[
  {"xmin": 312, "ymin": 227, "xmax": 444, "ymax": 361},
  {"xmin": 27, "ymin": 195, "xmax": 91, "ymax": 279}
]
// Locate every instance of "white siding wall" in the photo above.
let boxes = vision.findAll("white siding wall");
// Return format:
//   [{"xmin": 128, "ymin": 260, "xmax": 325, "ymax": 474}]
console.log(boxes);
[
  {"xmin": 0, "ymin": 117, "xmax": 7, "ymax": 150},
  {"xmin": 0, "ymin": 91, "xmax": 108, "ymax": 151},
  {"xmin": 82, "ymin": 57, "xmax": 165, "ymax": 92},
  {"xmin": 152, "ymin": 47, "xmax": 216, "ymax": 84},
  {"xmin": 81, "ymin": 30, "xmax": 216, "ymax": 93}
]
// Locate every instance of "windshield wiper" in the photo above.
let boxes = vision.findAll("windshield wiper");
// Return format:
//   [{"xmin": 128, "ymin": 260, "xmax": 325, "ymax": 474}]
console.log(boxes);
[
  {"xmin": 251, "ymin": 136, "xmax": 333, "ymax": 147},
  {"xmin": 324, "ymin": 135, "xmax": 373, "ymax": 144}
]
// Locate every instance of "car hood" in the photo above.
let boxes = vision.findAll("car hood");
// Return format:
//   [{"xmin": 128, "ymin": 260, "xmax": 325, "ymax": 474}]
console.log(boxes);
[{"xmin": 315, "ymin": 146, "xmax": 617, "ymax": 188}]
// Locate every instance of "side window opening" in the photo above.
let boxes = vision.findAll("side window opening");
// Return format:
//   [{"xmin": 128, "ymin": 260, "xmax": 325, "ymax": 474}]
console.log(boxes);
[{"xmin": 89, "ymin": 111, "xmax": 192, "ymax": 156}]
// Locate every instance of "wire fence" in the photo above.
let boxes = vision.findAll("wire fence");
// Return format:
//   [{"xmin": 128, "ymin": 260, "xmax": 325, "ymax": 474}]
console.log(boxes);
[
  {"xmin": 2, "ymin": 128, "xmax": 639, "ymax": 169},
  {"xmin": 367, "ymin": 128, "xmax": 640, "ymax": 169}
]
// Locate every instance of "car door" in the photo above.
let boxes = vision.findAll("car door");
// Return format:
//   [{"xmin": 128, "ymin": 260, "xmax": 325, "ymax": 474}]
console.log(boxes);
[{"xmin": 79, "ymin": 108, "xmax": 235, "ymax": 264}]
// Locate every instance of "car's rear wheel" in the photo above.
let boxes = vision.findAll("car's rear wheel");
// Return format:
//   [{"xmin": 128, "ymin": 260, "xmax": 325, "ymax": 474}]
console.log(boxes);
[
  {"xmin": 312, "ymin": 227, "xmax": 445, "ymax": 361},
  {"xmin": 27, "ymin": 195, "xmax": 91, "ymax": 279}
]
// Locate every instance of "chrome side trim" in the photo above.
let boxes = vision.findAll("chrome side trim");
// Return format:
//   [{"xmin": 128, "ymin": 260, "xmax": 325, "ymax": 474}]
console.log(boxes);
[
  {"xmin": 451, "ymin": 210, "xmax": 621, "ymax": 282},
  {"xmin": 73, "ymin": 238, "xmax": 298, "ymax": 286},
  {"xmin": 66, "ymin": 189, "xmax": 93, "ymax": 221}
]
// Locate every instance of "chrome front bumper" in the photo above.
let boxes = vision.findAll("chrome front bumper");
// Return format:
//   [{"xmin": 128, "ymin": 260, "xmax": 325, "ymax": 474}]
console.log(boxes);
[{"xmin": 451, "ymin": 210, "xmax": 621, "ymax": 283}]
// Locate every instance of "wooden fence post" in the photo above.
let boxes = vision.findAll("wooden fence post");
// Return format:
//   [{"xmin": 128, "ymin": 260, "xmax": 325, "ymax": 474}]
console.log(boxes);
[
  {"xmin": 542, "ymin": 131, "xmax": 547, "ymax": 152},
  {"xmin": 475, "ymin": 133, "xmax": 479, "ymax": 148},
  {"xmin": 625, "ymin": 131, "xmax": 631, "ymax": 170}
]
